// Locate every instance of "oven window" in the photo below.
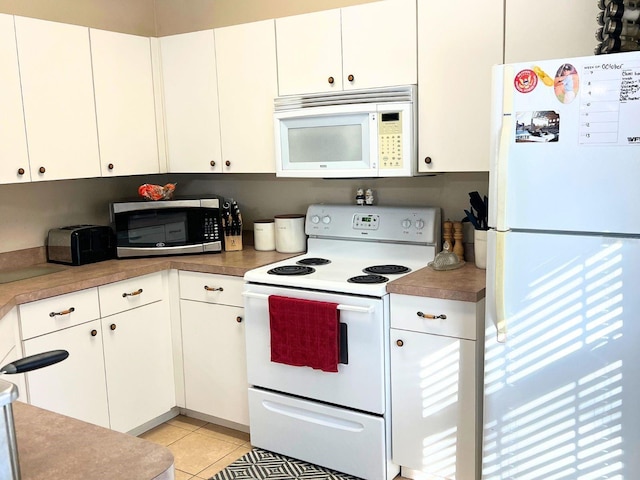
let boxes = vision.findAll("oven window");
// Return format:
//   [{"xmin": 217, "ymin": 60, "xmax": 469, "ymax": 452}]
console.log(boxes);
[{"xmin": 127, "ymin": 212, "xmax": 188, "ymax": 245}]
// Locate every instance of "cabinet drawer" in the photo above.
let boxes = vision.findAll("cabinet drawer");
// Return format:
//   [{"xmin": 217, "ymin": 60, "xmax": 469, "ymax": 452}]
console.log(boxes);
[
  {"xmin": 179, "ymin": 271, "xmax": 243, "ymax": 307},
  {"xmin": 19, "ymin": 288, "xmax": 100, "ymax": 340},
  {"xmin": 98, "ymin": 272, "xmax": 164, "ymax": 318},
  {"xmin": 390, "ymin": 294, "xmax": 478, "ymax": 340}
]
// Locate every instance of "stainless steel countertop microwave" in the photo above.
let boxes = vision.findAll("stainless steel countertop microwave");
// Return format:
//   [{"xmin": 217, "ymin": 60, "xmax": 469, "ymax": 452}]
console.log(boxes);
[
  {"xmin": 274, "ymin": 85, "xmax": 417, "ymax": 178},
  {"xmin": 110, "ymin": 197, "xmax": 223, "ymax": 258}
]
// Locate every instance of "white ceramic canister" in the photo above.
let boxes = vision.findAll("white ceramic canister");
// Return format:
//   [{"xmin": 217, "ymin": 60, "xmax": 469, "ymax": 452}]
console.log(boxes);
[
  {"xmin": 474, "ymin": 229, "xmax": 487, "ymax": 269},
  {"xmin": 274, "ymin": 214, "xmax": 307, "ymax": 253},
  {"xmin": 253, "ymin": 219, "xmax": 276, "ymax": 251}
]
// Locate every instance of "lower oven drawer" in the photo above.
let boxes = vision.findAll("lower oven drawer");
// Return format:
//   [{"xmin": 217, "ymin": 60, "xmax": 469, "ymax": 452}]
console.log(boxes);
[{"xmin": 248, "ymin": 387, "xmax": 386, "ymax": 480}]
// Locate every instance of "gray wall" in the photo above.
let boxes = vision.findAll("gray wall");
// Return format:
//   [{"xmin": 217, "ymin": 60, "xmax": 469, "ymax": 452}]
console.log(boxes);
[{"xmin": 0, "ymin": 173, "xmax": 488, "ymax": 253}]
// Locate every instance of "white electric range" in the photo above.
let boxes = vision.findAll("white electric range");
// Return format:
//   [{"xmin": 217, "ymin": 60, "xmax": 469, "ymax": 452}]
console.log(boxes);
[{"xmin": 243, "ymin": 203, "xmax": 441, "ymax": 480}]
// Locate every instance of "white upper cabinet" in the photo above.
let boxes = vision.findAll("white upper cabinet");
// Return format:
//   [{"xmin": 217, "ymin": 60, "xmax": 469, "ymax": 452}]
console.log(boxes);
[
  {"xmin": 276, "ymin": 0, "xmax": 417, "ymax": 96},
  {"xmin": 15, "ymin": 16, "xmax": 101, "ymax": 182},
  {"xmin": 417, "ymin": 0, "xmax": 503, "ymax": 173},
  {"xmin": 215, "ymin": 19, "xmax": 278, "ymax": 173},
  {"xmin": 276, "ymin": 9, "xmax": 343, "ymax": 94},
  {"xmin": 340, "ymin": 0, "xmax": 417, "ymax": 90},
  {"xmin": 0, "ymin": 14, "xmax": 30, "ymax": 185},
  {"xmin": 160, "ymin": 30, "xmax": 223, "ymax": 173},
  {"xmin": 90, "ymin": 29, "xmax": 160, "ymax": 177},
  {"xmin": 505, "ymin": 0, "xmax": 600, "ymax": 64}
]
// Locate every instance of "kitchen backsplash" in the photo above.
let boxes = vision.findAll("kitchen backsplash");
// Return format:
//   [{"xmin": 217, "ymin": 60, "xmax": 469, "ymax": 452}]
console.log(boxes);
[{"xmin": 0, "ymin": 172, "xmax": 488, "ymax": 254}]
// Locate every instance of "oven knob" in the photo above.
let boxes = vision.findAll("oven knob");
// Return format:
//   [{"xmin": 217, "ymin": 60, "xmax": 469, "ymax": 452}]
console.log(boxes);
[
  {"xmin": 322, "ymin": 215, "xmax": 331, "ymax": 224},
  {"xmin": 311, "ymin": 215, "xmax": 320, "ymax": 224},
  {"xmin": 415, "ymin": 219, "xmax": 425, "ymax": 229},
  {"xmin": 401, "ymin": 219, "xmax": 412, "ymax": 229}
]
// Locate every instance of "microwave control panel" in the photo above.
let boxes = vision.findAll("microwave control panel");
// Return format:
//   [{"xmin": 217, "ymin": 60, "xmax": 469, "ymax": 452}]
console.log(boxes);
[
  {"xmin": 203, "ymin": 211, "xmax": 221, "ymax": 242},
  {"xmin": 378, "ymin": 112, "xmax": 403, "ymax": 170}
]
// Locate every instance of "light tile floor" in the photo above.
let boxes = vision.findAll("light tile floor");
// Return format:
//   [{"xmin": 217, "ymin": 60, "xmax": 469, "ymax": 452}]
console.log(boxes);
[
  {"xmin": 139, "ymin": 415, "xmax": 252, "ymax": 480},
  {"xmin": 140, "ymin": 414, "xmax": 411, "ymax": 480}
]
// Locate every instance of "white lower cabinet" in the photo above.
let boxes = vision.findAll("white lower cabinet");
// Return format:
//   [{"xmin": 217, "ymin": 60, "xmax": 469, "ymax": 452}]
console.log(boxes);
[
  {"xmin": 0, "ymin": 307, "xmax": 27, "ymax": 401},
  {"xmin": 179, "ymin": 271, "xmax": 249, "ymax": 426},
  {"xmin": 23, "ymin": 318, "xmax": 111, "ymax": 428},
  {"xmin": 391, "ymin": 294, "xmax": 484, "ymax": 480},
  {"xmin": 101, "ymin": 300, "xmax": 174, "ymax": 433},
  {"xmin": 20, "ymin": 272, "xmax": 175, "ymax": 433}
]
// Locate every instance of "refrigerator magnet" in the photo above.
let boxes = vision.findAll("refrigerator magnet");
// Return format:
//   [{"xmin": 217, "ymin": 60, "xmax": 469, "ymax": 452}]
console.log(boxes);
[
  {"xmin": 553, "ymin": 63, "xmax": 579, "ymax": 104},
  {"xmin": 514, "ymin": 69, "xmax": 538, "ymax": 93}
]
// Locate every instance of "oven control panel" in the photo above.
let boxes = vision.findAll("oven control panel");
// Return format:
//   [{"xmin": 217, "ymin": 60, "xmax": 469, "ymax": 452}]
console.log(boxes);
[
  {"xmin": 353, "ymin": 213, "xmax": 380, "ymax": 230},
  {"xmin": 305, "ymin": 204, "xmax": 440, "ymax": 246}
]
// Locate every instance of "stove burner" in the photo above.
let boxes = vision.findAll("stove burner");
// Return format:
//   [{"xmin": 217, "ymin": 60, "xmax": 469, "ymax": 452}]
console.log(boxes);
[
  {"xmin": 296, "ymin": 258, "xmax": 331, "ymax": 266},
  {"xmin": 267, "ymin": 265, "xmax": 316, "ymax": 276},
  {"xmin": 347, "ymin": 274, "xmax": 389, "ymax": 284},
  {"xmin": 363, "ymin": 264, "xmax": 411, "ymax": 275}
]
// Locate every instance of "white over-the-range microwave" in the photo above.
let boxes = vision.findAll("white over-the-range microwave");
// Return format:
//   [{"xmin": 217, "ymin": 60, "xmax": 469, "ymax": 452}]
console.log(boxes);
[{"xmin": 274, "ymin": 85, "xmax": 417, "ymax": 178}]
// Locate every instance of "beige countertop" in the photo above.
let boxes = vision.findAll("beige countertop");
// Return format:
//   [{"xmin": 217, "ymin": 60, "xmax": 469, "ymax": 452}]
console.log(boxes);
[
  {"xmin": 0, "ymin": 249, "xmax": 486, "ymax": 319},
  {"xmin": 14, "ymin": 401, "xmax": 174, "ymax": 480},
  {"xmin": 0, "ymin": 248, "xmax": 297, "ymax": 319},
  {"xmin": 387, "ymin": 262, "xmax": 486, "ymax": 303}
]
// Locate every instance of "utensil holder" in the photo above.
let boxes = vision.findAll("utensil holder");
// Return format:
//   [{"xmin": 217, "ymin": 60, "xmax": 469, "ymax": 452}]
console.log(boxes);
[{"xmin": 474, "ymin": 229, "xmax": 487, "ymax": 269}]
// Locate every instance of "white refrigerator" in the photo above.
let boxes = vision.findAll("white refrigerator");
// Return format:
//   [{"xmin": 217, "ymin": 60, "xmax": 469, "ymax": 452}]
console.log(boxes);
[{"xmin": 484, "ymin": 51, "xmax": 640, "ymax": 480}]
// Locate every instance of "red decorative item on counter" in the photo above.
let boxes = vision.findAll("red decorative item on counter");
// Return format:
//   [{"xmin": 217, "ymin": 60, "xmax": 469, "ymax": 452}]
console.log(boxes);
[{"xmin": 138, "ymin": 183, "xmax": 176, "ymax": 201}]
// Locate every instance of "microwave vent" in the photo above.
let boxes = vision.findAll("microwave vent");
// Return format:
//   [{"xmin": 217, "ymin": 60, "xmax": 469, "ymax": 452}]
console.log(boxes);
[{"xmin": 274, "ymin": 85, "xmax": 416, "ymax": 111}]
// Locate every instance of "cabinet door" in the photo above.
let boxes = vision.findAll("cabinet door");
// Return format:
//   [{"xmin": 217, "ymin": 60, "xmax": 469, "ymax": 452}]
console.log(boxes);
[
  {"xmin": 0, "ymin": 14, "xmax": 30, "ymax": 185},
  {"xmin": 181, "ymin": 300, "xmax": 249, "ymax": 426},
  {"xmin": 15, "ymin": 16, "xmax": 100, "ymax": 181},
  {"xmin": 417, "ymin": 0, "xmax": 503, "ymax": 173},
  {"xmin": 341, "ymin": 0, "xmax": 417, "ymax": 91},
  {"xmin": 275, "ymin": 9, "xmax": 343, "ymax": 95},
  {"xmin": 90, "ymin": 29, "xmax": 160, "ymax": 177},
  {"xmin": 160, "ymin": 30, "xmax": 222, "ymax": 173},
  {"xmin": 23, "ymin": 319, "xmax": 110, "ymax": 428},
  {"xmin": 505, "ymin": 0, "xmax": 600, "ymax": 63},
  {"xmin": 0, "ymin": 308, "xmax": 26, "ymax": 401},
  {"xmin": 101, "ymin": 300, "xmax": 175, "ymax": 433},
  {"xmin": 215, "ymin": 20, "xmax": 278, "ymax": 174},
  {"xmin": 391, "ymin": 329, "xmax": 477, "ymax": 480}
]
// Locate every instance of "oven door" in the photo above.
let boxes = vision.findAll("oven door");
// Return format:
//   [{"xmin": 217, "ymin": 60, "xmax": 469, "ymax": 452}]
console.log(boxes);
[{"xmin": 243, "ymin": 283, "xmax": 388, "ymax": 414}]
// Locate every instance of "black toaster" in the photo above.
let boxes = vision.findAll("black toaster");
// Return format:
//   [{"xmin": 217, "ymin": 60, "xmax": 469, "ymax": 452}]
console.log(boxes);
[{"xmin": 47, "ymin": 225, "xmax": 116, "ymax": 266}]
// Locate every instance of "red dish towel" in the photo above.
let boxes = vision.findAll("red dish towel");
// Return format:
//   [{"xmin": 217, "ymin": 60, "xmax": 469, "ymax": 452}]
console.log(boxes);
[{"xmin": 268, "ymin": 295, "xmax": 340, "ymax": 373}]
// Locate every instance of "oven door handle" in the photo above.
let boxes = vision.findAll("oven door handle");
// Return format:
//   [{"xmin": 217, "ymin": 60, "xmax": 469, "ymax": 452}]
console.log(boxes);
[{"xmin": 242, "ymin": 291, "xmax": 374, "ymax": 314}]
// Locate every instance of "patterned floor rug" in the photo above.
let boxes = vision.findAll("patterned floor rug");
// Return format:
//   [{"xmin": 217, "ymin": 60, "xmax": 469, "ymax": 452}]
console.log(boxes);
[{"xmin": 209, "ymin": 448, "xmax": 362, "ymax": 480}]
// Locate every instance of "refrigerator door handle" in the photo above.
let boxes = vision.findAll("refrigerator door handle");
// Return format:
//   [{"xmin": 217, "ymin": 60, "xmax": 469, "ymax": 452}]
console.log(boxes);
[
  {"xmin": 487, "ymin": 230, "xmax": 508, "ymax": 343},
  {"xmin": 489, "ymin": 65, "xmax": 514, "ymax": 232},
  {"xmin": 494, "ymin": 232, "xmax": 507, "ymax": 342}
]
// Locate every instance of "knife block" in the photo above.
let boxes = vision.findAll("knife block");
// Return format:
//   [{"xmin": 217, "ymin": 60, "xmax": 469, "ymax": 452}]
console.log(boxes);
[{"xmin": 224, "ymin": 234, "xmax": 243, "ymax": 252}]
